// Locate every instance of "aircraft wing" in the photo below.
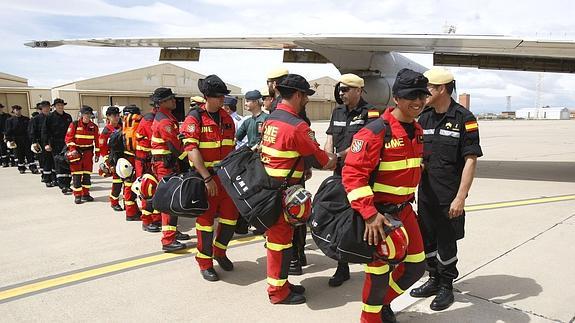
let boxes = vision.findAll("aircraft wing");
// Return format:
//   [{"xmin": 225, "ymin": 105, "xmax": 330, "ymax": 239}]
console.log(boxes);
[{"xmin": 25, "ymin": 34, "xmax": 575, "ymax": 73}]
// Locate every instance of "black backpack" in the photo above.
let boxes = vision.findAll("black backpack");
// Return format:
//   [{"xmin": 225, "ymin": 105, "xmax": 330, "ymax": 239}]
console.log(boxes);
[
  {"xmin": 216, "ymin": 146, "xmax": 300, "ymax": 232},
  {"xmin": 152, "ymin": 170, "xmax": 208, "ymax": 218},
  {"xmin": 107, "ymin": 129, "xmax": 125, "ymax": 166}
]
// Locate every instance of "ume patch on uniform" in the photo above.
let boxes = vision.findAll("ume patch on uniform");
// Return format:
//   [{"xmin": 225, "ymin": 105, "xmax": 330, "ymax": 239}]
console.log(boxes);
[{"xmin": 350, "ymin": 139, "xmax": 364, "ymax": 153}]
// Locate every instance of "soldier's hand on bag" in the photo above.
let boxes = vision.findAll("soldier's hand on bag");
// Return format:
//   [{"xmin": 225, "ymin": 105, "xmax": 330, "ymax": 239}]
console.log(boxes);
[
  {"xmin": 323, "ymin": 152, "xmax": 337, "ymax": 170},
  {"xmin": 364, "ymin": 212, "xmax": 392, "ymax": 245},
  {"xmin": 94, "ymin": 155, "xmax": 99, "ymax": 163},
  {"xmin": 205, "ymin": 178, "xmax": 218, "ymax": 197},
  {"xmin": 45, "ymin": 145, "xmax": 52, "ymax": 152},
  {"xmin": 304, "ymin": 168, "xmax": 312, "ymax": 180},
  {"xmin": 448, "ymin": 197, "xmax": 465, "ymax": 218}
]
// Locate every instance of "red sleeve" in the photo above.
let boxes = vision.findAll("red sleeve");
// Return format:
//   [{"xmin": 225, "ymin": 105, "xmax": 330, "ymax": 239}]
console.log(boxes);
[
  {"xmin": 342, "ymin": 126, "xmax": 383, "ymax": 220},
  {"xmin": 293, "ymin": 123, "xmax": 329, "ymax": 168},
  {"xmin": 99, "ymin": 127, "xmax": 110, "ymax": 157},
  {"xmin": 93, "ymin": 124, "xmax": 100, "ymax": 153},
  {"xmin": 180, "ymin": 114, "xmax": 201, "ymax": 151},
  {"xmin": 65, "ymin": 122, "xmax": 76, "ymax": 150},
  {"xmin": 159, "ymin": 120, "xmax": 183, "ymax": 155}
]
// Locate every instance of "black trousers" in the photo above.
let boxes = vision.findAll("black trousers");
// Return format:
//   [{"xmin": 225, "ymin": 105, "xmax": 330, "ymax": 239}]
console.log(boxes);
[
  {"xmin": 39, "ymin": 151, "xmax": 55, "ymax": 182},
  {"xmin": 417, "ymin": 199, "xmax": 465, "ymax": 288},
  {"xmin": 0, "ymin": 134, "xmax": 7, "ymax": 164},
  {"xmin": 14, "ymin": 137, "xmax": 36, "ymax": 172}
]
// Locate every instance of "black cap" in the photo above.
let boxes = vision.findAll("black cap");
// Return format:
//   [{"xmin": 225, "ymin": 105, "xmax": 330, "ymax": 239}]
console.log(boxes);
[
  {"xmin": 198, "ymin": 74, "xmax": 230, "ymax": 97},
  {"xmin": 80, "ymin": 105, "xmax": 93, "ymax": 115},
  {"xmin": 151, "ymin": 88, "xmax": 176, "ymax": 102},
  {"xmin": 0, "ymin": 103, "xmax": 4, "ymax": 108},
  {"xmin": 276, "ymin": 74, "xmax": 316, "ymax": 96},
  {"xmin": 38, "ymin": 100, "xmax": 51, "ymax": 108},
  {"xmin": 52, "ymin": 98, "xmax": 67, "ymax": 106},
  {"xmin": 35, "ymin": 102, "xmax": 42, "ymax": 110},
  {"xmin": 12, "ymin": 105, "xmax": 22, "ymax": 110},
  {"xmin": 223, "ymin": 95, "xmax": 238, "ymax": 107},
  {"xmin": 392, "ymin": 68, "xmax": 431, "ymax": 99},
  {"xmin": 123, "ymin": 104, "xmax": 141, "ymax": 115},
  {"xmin": 106, "ymin": 106, "xmax": 120, "ymax": 116},
  {"xmin": 245, "ymin": 90, "xmax": 262, "ymax": 101}
]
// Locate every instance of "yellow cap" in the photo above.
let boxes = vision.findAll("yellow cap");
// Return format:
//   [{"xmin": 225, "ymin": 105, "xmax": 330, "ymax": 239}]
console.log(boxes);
[
  {"xmin": 339, "ymin": 73, "xmax": 364, "ymax": 87},
  {"xmin": 260, "ymin": 87, "xmax": 270, "ymax": 97},
  {"xmin": 424, "ymin": 67, "xmax": 454, "ymax": 85},
  {"xmin": 190, "ymin": 96, "xmax": 206, "ymax": 104},
  {"xmin": 267, "ymin": 67, "xmax": 289, "ymax": 79}
]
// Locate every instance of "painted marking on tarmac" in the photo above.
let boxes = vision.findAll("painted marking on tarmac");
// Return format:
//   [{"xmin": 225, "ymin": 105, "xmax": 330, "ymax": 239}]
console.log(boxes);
[{"xmin": 1, "ymin": 194, "xmax": 574, "ymax": 304}]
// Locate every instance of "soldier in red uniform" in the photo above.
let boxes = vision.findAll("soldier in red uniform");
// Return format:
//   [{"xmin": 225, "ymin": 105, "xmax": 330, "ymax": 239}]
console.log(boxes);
[
  {"xmin": 150, "ymin": 88, "xmax": 191, "ymax": 252},
  {"xmin": 260, "ymin": 74, "xmax": 337, "ymax": 305},
  {"xmin": 342, "ymin": 69, "xmax": 429, "ymax": 323},
  {"xmin": 135, "ymin": 103, "xmax": 161, "ymax": 232},
  {"xmin": 180, "ymin": 74, "xmax": 239, "ymax": 281},
  {"xmin": 120, "ymin": 105, "xmax": 143, "ymax": 221},
  {"xmin": 98, "ymin": 106, "xmax": 124, "ymax": 212},
  {"xmin": 65, "ymin": 106, "xmax": 99, "ymax": 204}
]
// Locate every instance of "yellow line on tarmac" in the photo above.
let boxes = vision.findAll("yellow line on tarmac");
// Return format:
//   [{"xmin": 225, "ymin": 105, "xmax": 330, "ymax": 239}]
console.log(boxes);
[
  {"xmin": 1, "ymin": 194, "xmax": 574, "ymax": 303},
  {"xmin": 0, "ymin": 234, "xmax": 264, "ymax": 303},
  {"xmin": 465, "ymin": 194, "xmax": 575, "ymax": 212}
]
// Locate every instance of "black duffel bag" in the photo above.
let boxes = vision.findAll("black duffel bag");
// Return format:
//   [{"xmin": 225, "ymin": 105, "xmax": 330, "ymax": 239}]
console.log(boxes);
[
  {"xmin": 152, "ymin": 170, "xmax": 208, "ymax": 218},
  {"xmin": 309, "ymin": 175, "xmax": 376, "ymax": 264},
  {"xmin": 216, "ymin": 146, "xmax": 300, "ymax": 232},
  {"xmin": 54, "ymin": 146, "xmax": 70, "ymax": 174}
]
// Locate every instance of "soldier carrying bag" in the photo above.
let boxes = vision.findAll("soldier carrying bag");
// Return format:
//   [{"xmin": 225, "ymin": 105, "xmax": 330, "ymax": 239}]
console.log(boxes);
[{"xmin": 216, "ymin": 146, "xmax": 300, "ymax": 232}]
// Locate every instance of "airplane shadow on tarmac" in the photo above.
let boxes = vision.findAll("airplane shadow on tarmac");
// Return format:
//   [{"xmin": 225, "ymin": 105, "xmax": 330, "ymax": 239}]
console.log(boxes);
[
  {"xmin": 399, "ymin": 274, "xmax": 543, "ymax": 323},
  {"xmin": 476, "ymin": 160, "xmax": 575, "ymax": 182}
]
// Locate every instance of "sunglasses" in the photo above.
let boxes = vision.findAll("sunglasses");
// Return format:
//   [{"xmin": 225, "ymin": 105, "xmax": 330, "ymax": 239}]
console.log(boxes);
[
  {"xmin": 402, "ymin": 92, "xmax": 429, "ymax": 101},
  {"xmin": 339, "ymin": 86, "xmax": 353, "ymax": 93}
]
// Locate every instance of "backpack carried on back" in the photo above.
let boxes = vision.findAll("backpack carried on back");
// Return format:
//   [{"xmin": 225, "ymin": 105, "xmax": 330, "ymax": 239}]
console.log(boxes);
[
  {"xmin": 107, "ymin": 129, "xmax": 125, "ymax": 166},
  {"xmin": 122, "ymin": 111, "xmax": 141, "ymax": 154}
]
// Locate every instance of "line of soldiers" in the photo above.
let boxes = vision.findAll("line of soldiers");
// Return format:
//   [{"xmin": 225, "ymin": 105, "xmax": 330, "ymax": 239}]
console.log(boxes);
[{"xmin": 1, "ymin": 65, "xmax": 481, "ymax": 322}]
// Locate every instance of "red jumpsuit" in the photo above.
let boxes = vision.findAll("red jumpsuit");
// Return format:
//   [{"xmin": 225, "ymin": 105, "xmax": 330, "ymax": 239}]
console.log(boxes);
[
  {"xmin": 181, "ymin": 106, "xmax": 239, "ymax": 270},
  {"xmin": 135, "ymin": 110, "xmax": 161, "ymax": 226},
  {"xmin": 151, "ymin": 108, "xmax": 187, "ymax": 246},
  {"xmin": 65, "ymin": 120, "xmax": 99, "ymax": 197},
  {"xmin": 99, "ymin": 123, "xmax": 123, "ymax": 208},
  {"xmin": 260, "ymin": 103, "xmax": 330, "ymax": 303},
  {"xmin": 342, "ymin": 108, "xmax": 426, "ymax": 323},
  {"xmin": 122, "ymin": 113, "xmax": 142, "ymax": 220}
]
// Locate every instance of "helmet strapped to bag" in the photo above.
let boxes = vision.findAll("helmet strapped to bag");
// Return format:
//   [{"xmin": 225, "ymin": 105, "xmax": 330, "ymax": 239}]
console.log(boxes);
[
  {"xmin": 131, "ymin": 174, "xmax": 158, "ymax": 199},
  {"xmin": 115, "ymin": 157, "xmax": 134, "ymax": 179},
  {"xmin": 98, "ymin": 161, "xmax": 112, "ymax": 177},
  {"xmin": 375, "ymin": 216, "xmax": 409, "ymax": 264},
  {"xmin": 66, "ymin": 149, "xmax": 81, "ymax": 163},
  {"xmin": 30, "ymin": 143, "xmax": 42, "ymax": 154},
  {"xmin": 282, "ymin": 185, "xmax": 312, "ymax": 226}
]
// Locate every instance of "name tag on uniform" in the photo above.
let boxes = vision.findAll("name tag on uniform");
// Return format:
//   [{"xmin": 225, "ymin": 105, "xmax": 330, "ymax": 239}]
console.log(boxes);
[
  {"xmin": 333, "ymin": 121, "xmax": 346, "ymax": 127},
  {"xmin": 349, "ymin": 119, "xmax": 365, "ymax": 126}
]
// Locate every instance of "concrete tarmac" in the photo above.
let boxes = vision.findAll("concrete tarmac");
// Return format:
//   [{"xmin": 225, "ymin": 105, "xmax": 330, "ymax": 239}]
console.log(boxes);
[{"xmin": 0, "ymin": 120, "xmax": 574, "ymax": 322}]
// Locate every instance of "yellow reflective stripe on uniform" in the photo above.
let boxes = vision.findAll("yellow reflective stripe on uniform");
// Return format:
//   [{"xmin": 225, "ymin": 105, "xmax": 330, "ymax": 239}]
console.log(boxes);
[
  {"xmin": 404, "ymin": 251, "xmax": 425, "ymax": 263},
  {"xmin": 151, "ymin": 149, "xmax": 171, "ymax": 155},
  {"xmin": 136, "ymin": 133, "xmax": 145, "ymax": 139},
  {"xmin": 76, "ymin": 144, "xmax": 94, "ymax": 148},
  {"xmin": 347, "ymin": 186, "xmax": 373, "ymax": 202},
  {"xmin": 82, "ymin": 185, "xmax": 91, "ymax": 188},
  {"xmin": 264, "ymin": 167, "xmax": 303, "ymax": 178},
  {"xmin": 204, "ymin": 160, "xmax": 221, "ymax": 168},
  {"xmin": 368, "ymin": 111, "xmax": 380, "ymax": 118},
  {"xmin": 182, "ymin": 138, "xmax": 199, "ymax": 145},
  {"xmin": 66, "ymin": 142, "xmax": 76, "ymax": 146},
  {"xmin": 389, "ymin": 276, "xmax": 404, "ymax": 294},
  {"xmin": 162, "ymin": 225, "xmax": 177, "ymax": 232},
  {"xmin": 266, "ymin": 277, "xmax": 287, "ymax": 287},
  {"xmin": 372, "ymin": 183, "xmax": 417, "ymax": 196},
  {"xmin": 109, "ymin": 194, "xmax": 119, "ymax": 200},
  {"xmin": 74, "ymin": 134, "xmax": 94, "ymax": 139},
  {"xmin": 112, "ymin": 179, "xmax": 123, "ymax": 183},
  {"xmin": 364, "ymin": 264, "xmax": 390, "ymax": 275},
  {"xmin": 151, "ymin": 136, "xmax": 165, "ymax": 143},
  {"xmin": 136, "ymin": 145, "xmax": 151, "ymax": 152},
  {"xmin": 196, "ymin": 252, "xmax": 212, "ymax": 259},
  {"xmin": 124, "ymin": 182, "xmax": 132, "ymax": 187},
  {"xmin": 221, "ymin": 139, "xmax": 235, "ymax": 146},
  {"xmin": 124, "ymin": 151, "xmax": 135, "ymax": 156},
  {"xmin": 266, "ymin": 241, "xmax": 292, "ymax": 251},
  {"xmin": 195, "ymin": 223, "xmax": 213, "ymax": 232},
  {"xmin": 378, "ymin": 158, "xmax": 422, "ymax": 171},
  {"xmin": 213, "ymin": 241, "xmax": 227, "ymax": 250},
  {"xmin": 260, "ymin": 145, "xmax": 300, "ymax": 158},
  {"xmin": 72, "ymin": 187, "xmax": 83, "ymax": 192},
  {"xmin": 141, "ymin": 210, "xmax": 152, "ymax": 215},
  {"xmin": 219, "ymin": 218, "xmax": 237, "ymax": 226},
  {"xmin": 84, "ymin": 171, "xmax": 92, "ymax": 174},
  {"xmin": 386, "ymin": 235, "xmax": 396, "ymax": 259},
  {"xmin": 125, "ymin": 201, "xmax": 136, "ymax": 206},
  {"xmin": 362, "ymin": 304, "xmax": 383, "ymax": 313},
  {"xmin": 71, "ymin": 171, "xmax": 84, "ymax": 175},
  {"xmin": 178, "ymin": 151, "xmax": 188, "ymax": 160},
  {"xmin": 142, "ymin": 174, "xmax": 158, "ymax": 183}
]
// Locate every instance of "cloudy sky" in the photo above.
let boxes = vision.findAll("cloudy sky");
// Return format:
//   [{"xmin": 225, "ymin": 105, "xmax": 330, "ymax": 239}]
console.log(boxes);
[{"xmin": 2, "ymin": 0, "xmax": 575, "ymax": 113}]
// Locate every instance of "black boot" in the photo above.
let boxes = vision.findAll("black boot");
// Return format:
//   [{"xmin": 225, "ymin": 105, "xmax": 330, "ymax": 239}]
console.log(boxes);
[
  {"xmin": 430, "ymin": 286, "xmax": 455, "ymax": 311},
  {"xmin": 288, "ymin": 258, "xmax": 303, "ymax": 276},
  {"xmin": 175, "ymin": 231, "xmax": 191, "ymax": 241},
  {"xmin": 328, "ymin": 262, "xmax": 350, "ymax": 287},
  {"xmin": 81, "ymin": 195, "xmax": 94, "ymax": 202},
  {"xmin": 111, "ymin": 204, "xmax": 124, "ymax": 212},
  {"xmin": 74, "ymin": 196, "xmax": 83, "ymax": 204},
  {"xmin": 162, "ymin": 241, "xmax": 186, "ymax": 252},
  {"xmin": 299, "ymin": 250, "xmax": 307, "ymax": 267},
  {"xmin": 142, "ymin": 222, "xmax": 161, "ymax": 233},
  {"xmin": 200, "ymin": 267, "xmax": 219, "ymax": 282},
  {"xmin": 276, "ymin": 291, "xmax": 306, "ymax": 305},
  {"xmin": 45, "ymin": 181, "xmax": 55, "ymax": 188},
  {"xmin": 289, "ymin": 284, "xmax": 305, "ymax": 294},
  {"xmin": 214, "ymin": 255, "xmax": 234, "ymax": 271},
  {"xmin": 381, "ymin": 305, "xmax": 397, "ymax": 323},
  {"xmin": 234, "ymin": 217, "xmax": 249, "ymax": 235},
  {"xmin": 410, "ymin": 276, "xmax": 439, "ymax": 298}
]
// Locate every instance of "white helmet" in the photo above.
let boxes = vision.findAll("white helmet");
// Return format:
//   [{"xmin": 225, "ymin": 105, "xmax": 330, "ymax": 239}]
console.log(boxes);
[
  {"xmin": 115, "ymin": 158, "xmax": 134, "ymax": 179},
  {"xmin": 7, "ymin": 141, "xmax": 17, "ymax": 149},
  {"xmin": 31, "ymin": 143, "xmax": 42, "ymax": 154}
]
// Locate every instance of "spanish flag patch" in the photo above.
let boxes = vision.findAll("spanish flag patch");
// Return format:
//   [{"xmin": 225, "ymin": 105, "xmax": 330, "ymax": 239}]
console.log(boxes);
[
  {"xmin": 368, "ymin": 110, "xmax": 380, "ymax": 118},
  {"xmin": 465, "ymin": 121, "xmax": 478, "ymax": 132}
]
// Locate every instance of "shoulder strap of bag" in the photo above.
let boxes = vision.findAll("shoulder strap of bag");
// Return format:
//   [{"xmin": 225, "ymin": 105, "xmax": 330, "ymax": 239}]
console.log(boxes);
[
  {"xmin": 368, "ymin": 119, "xmax": 391, "ymax": 186},
  {"xmin": 280, "ymin": 156, "xmax": 302, "ymax": 190}
]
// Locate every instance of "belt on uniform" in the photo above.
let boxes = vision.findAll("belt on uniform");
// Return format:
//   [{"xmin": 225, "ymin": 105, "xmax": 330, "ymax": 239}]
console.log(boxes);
[{"xmin": 375, "ymin": 198, "xmax": 414, "ymax": 217}]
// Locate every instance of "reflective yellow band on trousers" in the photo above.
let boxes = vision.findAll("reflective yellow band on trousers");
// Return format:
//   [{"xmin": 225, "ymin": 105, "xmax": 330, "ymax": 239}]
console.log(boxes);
[
  {"xmin": 196, "ymin": 252, "xmax": 212, "ymax": 259},
  {"xmin": 362, "ymin": 304, "xmax": 383, "ymax": 313},
  {"xmin": 378, "ymin": 158, "xmax": 422, "ymax": 171},
  {"xmin": 347, "ymin": 186, "xmax": 373, "ymax": 202},
  {"xmin": 112, "ymin": 179, "xmax": 123, "ymax": 183},
  {"xmin": 151, "ymin": 137, "xmax": 165, "ymax": 143},
  {"xmin": 364, "ymin": 264, "xmax": 390, "ymax": 275},
  {"xmin": 182, "ymin": 138, "xmax": 199, "ymax": 145},
  {"xmin": 125, "ymin": 201, "xmax": 136, "ymax": 206},
  {"xmin": 372, "ymin": 183, "xmax": 417, "ymax": 196},
  {"xmin": 213, "ymin": 241, "xmax": 227, "ymax": 250},
  {"xmin": 151, "ymin": 149, "xmax": 170, "ymax": 155},
  {"xmin": 404, "ymin": 251, "xmax": 425, "ymax": 263},
  {"xmin": 162, "ymin": 225, "xmax": 177, "ymax": 232},
  {"xmin": 136, "ymin": 145, "xmax": 151, "ymax": 152},
  {"xmin": 266, "ymin": 241, "xmax": 292, "ymax": 251},
  {"xmin": 219, "ymin": 218, "xmax": 237, "ymax": 226},
  {"xmin": 195, "ymin": 223, "xmax": 213, "ymax": 232},
  {"xmin": 389, "ymin": 276, "xmax": 404, "ymax": 294},
  {"xmin": 267, "ymin": 277, "xmax": 287, "ymax": 287},
  {"xmin": 261, "ymin": 146, "xmax": 300, "ymax": 158}
]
